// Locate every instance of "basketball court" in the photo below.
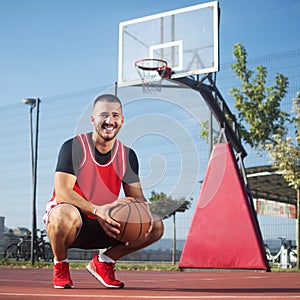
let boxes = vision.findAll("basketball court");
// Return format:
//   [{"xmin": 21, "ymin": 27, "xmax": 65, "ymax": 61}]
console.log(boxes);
[
  {"xmin": 1, "ymin": 267, "xmax": 300, "ymax": 299},
  {"xmin": 2, "ymin": 1, "xmax": 297, "ymax": 299}
]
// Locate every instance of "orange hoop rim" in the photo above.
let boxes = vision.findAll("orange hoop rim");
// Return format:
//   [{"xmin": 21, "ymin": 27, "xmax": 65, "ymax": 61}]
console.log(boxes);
[{"xmin": 134, "ymin": 58, "xmax": 168, "ymax": 71}]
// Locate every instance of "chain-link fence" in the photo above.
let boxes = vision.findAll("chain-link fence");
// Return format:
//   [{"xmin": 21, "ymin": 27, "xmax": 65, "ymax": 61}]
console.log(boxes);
[{"xmin": 1, "ymin": 49, "xmax": 299, "ymax": 262}]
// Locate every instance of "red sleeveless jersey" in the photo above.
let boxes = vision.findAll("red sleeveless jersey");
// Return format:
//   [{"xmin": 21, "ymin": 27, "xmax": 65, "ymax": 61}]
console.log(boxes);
[
  {"xmin": 74, "ymin": 133, "xmax": 126, "ymax": 205},
  {"xmin": 43, "ymin": 134, "xmax": 126, "ymax": 224}
]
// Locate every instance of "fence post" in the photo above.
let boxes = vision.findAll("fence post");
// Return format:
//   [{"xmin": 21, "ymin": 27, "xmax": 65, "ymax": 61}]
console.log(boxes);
[{"xmin": 0, "ymin": 217, "xmax": 5, "ymax": 259}]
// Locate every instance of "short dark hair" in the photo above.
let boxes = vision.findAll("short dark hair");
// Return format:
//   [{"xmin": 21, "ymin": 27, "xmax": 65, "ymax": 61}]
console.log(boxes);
[{"xmin": 93, "ymin": 94, "xmax": 122, "ymax": 109}]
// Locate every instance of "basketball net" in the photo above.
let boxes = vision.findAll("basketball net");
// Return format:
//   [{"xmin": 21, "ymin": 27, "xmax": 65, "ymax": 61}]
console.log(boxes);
[{"xmin": 135, "ymin": 59, "xmax": 171, "ymax": 94}]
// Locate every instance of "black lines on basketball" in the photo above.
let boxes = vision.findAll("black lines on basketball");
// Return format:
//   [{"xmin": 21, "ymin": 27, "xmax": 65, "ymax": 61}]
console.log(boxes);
[{"xmin": 108, "ymin": 197, "xmax": 152, "ymax": 242}]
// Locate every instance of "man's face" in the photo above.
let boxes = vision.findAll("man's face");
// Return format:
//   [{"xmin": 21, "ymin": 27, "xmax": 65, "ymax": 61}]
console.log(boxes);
[{"xmin": 90, "ymin": 101, "xmax": 124, "ymax": 142}]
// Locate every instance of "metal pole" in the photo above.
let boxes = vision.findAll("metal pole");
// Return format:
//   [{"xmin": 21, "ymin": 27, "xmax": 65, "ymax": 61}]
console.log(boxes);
[
  {"xmin": 23, "ymin": 98, "xmax": 40, "ymax": 265},
  {"xmin": 29, "ymin": 106, "xmax": 35, "ymax": 179},
  {"xmin": 114, "ymin": 82, "xmax": 118, "ymax": 96},
  {"xmin": 29, "ymin": 103, "xmax": 35, "ymax": 265},
  {"xmin": 297, "ymin": 189, "xmax": 300, "ymax": 270},
  {"xmin": 208, "ymin": 110, "xmax": 213, "ymax": 156},
  {"xmin": 31, "ymin": 98, "xmax": 40, "ymax": 265}
]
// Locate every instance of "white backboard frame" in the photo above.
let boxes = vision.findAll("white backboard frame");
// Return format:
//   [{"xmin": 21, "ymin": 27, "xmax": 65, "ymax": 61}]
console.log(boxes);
[{"xmin": 118, "ymin": 1, "xmax": 219, "ymax": 87}]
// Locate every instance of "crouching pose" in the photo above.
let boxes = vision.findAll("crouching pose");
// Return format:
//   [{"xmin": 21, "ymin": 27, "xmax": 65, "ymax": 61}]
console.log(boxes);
[{"xmin": 43, "ymin": 94, "xmax": 164, "ymax": 289}]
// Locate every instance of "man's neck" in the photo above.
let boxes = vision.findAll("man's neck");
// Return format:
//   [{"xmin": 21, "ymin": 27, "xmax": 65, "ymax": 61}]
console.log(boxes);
[{"xmin": 92, "ymin": 133, "xmax": 116, "ymax": 154}]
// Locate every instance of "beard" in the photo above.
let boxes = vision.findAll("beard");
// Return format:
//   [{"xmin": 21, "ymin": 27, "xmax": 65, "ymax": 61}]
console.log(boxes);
[{"xmin": 95, "ymin": 123, "xmax": 120, "ymax": 141}]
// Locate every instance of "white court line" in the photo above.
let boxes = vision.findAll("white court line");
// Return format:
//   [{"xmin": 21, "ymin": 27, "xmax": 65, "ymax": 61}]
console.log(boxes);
[{"xmin": 1, "ymin": 293, "xmax": 300, "ymax": 299}]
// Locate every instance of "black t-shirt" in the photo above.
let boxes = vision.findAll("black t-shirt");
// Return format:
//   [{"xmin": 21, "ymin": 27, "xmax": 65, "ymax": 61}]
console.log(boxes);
[{"xmin": 55, "ymin": 133, "xmax": 140, "ymax": 184}]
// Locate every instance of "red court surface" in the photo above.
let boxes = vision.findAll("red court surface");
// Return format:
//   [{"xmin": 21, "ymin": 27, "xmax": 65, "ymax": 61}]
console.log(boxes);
[{"xmin": 0, "ymin": 267, "xmax": 300, "ymax": 299}]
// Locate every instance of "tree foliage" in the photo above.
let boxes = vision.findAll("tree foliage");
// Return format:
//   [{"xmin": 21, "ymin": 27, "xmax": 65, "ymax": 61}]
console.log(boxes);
[
  {"xmin": 229, "ymin": 43, "xmax": 299, "ymax": 191},
  {"xmin": 265, "ymin": 92, "xmax": 300, "ymax": 190},
  {"xmin": 230, "ymin": 43, "xmax": 289, "ymax": 149},
  {"xmin": 148, "ymin": 191, "xmax": 192, "ymax": 219},
  {"xmin": 148, "ymin": 191, "xmax": 192, "ymax": 264}
]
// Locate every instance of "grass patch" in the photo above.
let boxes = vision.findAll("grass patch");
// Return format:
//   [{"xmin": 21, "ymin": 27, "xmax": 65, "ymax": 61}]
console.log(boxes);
[
  {"xmin": 1, "ymin": 260, "xmax": 298, "ymax": 272},
  {"xmin": 0, "ymin": 260, "xmax": 178, "ymax": 271},
  {"xmin": 116, "ymin": 262, "xmax": 179, "ymax": 271},
  {"xmin": 0, "ymin": 260, "xmax": 53, "ymax": 269},
  {"xmin": 267, "ymin": 263, "xmax": 299, "ymax": 272}
]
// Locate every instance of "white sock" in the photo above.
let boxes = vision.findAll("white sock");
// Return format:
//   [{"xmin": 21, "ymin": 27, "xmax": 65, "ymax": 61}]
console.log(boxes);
[
  {"xmin": 54, "ymin": 258, "xmax": 69, "ymax": 265},
  {"xmin": 98, "ymin": 253, "xmax": 115, "ymax": 263}
]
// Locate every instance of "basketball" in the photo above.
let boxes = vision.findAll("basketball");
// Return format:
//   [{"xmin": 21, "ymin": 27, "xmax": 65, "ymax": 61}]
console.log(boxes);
[{"xmin": 108, "ymin": 197, "xmax": 152, "ymax": 242}]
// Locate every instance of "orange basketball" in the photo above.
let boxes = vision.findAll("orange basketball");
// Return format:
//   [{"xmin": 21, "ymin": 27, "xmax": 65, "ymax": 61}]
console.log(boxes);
[{"xmin": 108, "ymin": 197, "xmax": 152, "ymax": 242}]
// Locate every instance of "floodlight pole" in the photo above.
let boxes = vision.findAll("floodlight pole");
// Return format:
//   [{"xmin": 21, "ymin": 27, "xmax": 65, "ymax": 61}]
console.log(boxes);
[{"xmin": 22, "ymin": 98, "xmax": 41, "ymax": 265}]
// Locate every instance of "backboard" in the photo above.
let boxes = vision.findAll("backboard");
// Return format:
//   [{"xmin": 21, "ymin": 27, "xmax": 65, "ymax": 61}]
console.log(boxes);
[{"xmin": 118, "ymin": 1, "xmax": 219, "ymax": 87}]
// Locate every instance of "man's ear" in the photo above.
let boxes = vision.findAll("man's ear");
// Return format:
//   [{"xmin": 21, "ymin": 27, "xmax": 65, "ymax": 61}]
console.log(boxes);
[{"xmin": 90, "ymin": 114, "xmax": 94, "ymax": 124}]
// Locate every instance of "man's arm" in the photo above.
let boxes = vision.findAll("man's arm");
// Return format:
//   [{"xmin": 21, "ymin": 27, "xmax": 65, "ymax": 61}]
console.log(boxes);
[
  {"xmin": 54, "ymin": 171, "xmax": 95, "ymax": 214},
  {"xmin": 122, "ymin": 181, "xmax": 147, "ymax": 203},
  {"xmin": 54, "ymin": 171, "xmax": 121, "ymax": 238}
]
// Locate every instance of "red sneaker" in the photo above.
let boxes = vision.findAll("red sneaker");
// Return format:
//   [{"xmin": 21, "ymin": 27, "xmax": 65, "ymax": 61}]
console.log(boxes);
[
  {"xmin": 86, "ymin": 253, "xmax": 124, "ymax": 289},
  {"xmin": 53, "ymin": 262, "xmax": 74, "ymax": 289}
]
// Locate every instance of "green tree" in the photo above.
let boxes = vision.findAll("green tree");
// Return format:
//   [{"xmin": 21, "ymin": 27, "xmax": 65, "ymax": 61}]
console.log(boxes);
[
  {"xmin": 230, "ymin": 43, "xmax": 300, "ymax": 269},
  {"xmin": 200, "ymin": 120, "xmax": 219, "ymax": 145},
  {"xmin": 148, "ymin": 191, "xmax": 192, "ymax": 264},
  {"xmin": 230, "ymin": 43, "xmax": 289, "ymax": 149},
  {"xmin": 266, "ymin": 93, "xmax": 300, "ymax": 190},
  {"xmin": 265, "ymin": 92, "xmax": 300, "ymax": 268}
]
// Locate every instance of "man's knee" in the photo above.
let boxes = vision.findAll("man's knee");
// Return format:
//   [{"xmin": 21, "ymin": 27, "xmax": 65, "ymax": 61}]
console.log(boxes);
[{"xmin": 47, "ymin": 204, "xmax": 81, "ymax": 235}]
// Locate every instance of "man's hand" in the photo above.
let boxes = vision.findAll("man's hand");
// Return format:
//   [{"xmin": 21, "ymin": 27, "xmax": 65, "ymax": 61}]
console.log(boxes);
[
  {"xmin": 95, "ymin": 197, "xmax": 153, "ymax": 241},
  {"xmin": 94, "ymin": 203, "xmax": 121, "ymax": 239}
]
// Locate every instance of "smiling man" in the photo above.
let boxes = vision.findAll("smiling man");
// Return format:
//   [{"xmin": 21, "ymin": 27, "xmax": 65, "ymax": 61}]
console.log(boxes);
[{"xmin": 43, "ymin": 94, "xmax": 164, "ymax": 289}]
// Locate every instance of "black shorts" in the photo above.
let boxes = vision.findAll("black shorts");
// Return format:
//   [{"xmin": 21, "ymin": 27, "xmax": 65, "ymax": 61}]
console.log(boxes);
[{"xmin": 69, "ymin": 209, "xmax": 124, "ymax": 249}]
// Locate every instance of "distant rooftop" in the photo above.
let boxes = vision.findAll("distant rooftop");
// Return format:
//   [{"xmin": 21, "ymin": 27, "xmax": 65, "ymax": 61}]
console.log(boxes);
[{"xmin": 247, "ymin": 165, "xmax": 297, "ymax": 205}]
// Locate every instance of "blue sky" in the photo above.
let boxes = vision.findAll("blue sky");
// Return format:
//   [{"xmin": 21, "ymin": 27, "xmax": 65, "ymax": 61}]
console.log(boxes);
[
  {"xmin": 0, "ymin": 0, "xmax": 299, "ymax": 237},
  {"xmin": 1, "ymin": 0, "xmax": 299, "ymax": 105}
]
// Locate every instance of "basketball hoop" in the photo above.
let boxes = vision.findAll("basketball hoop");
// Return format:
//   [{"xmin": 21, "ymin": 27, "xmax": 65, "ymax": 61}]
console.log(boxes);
[{"xmin": 134, "ymin": 58, "xmax": 171, "ymax": 94}]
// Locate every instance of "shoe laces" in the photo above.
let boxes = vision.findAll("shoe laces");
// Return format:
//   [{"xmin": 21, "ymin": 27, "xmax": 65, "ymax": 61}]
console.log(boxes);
[
  {"xmin": 104, "ymin": 263, "xmax": 117, "ymax": 281},
  {"xmin": 55, "ymin": 262, "xmax": 70, "ymax": 278}
]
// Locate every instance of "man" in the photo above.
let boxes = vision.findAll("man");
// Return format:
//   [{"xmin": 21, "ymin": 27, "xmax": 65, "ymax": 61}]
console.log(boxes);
[{"xmin": 43, "ymin": 94, "xmax": 164, "ymax": 289}]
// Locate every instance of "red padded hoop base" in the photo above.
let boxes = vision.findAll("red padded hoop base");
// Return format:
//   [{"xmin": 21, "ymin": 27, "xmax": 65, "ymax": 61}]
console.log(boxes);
[{"xmin": 179, "ymin": 143, "xmax": 268, "ymax": 270}]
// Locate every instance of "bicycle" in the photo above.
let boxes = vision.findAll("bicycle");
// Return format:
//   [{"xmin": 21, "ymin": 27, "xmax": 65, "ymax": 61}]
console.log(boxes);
[
  {"xmin": 264, "ymin": 237, "xmax": 297, "ymax": 268},
  {"xmin": 5, "ymin": 231, "xmax": 31, "ymax": 261},
  {"xmin": 35, "ymin": 229, "xmax": 53, "ymax": 261},
  {"xmin": 4, "ymin": 229, "xmax": 53, "ymax": 262}
]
